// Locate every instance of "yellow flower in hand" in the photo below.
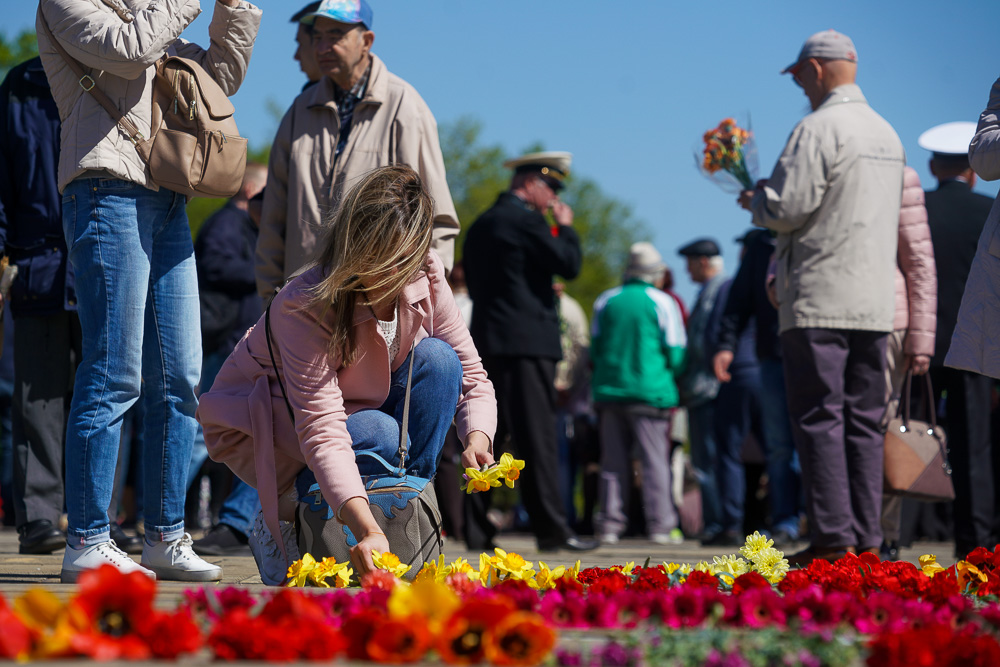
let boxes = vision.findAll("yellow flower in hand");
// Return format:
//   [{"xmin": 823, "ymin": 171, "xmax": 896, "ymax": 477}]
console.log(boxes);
[
  {"xmin": 462, "ymin": 466, "xmax": 502, "ymax": 494},
  {"xmin": 372, "ymin": 550, "xmax": 412, "ymax": 579},
  {"xmin": 285, "ymin": 553, "xmax": 318, "ymax": 587},
  {"xmin": 496, "ymin": 452, "xmax": 526, "ymax": 489}
]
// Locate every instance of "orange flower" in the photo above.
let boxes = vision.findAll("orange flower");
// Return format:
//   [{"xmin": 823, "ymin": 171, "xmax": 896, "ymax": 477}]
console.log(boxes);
[
  {"xmin": 436, "ymin": 597, "xmax": 516, "ymax": 665},
  {"xmin": 482, "ymin": 611, "xmax": 556, "ymax": 666},
  {"xmin": 366, "ymin": 614, "xmax": 433, "ymax": 663}
]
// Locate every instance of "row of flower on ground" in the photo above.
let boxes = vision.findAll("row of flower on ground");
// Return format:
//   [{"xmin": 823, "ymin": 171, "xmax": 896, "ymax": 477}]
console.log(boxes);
[{"xmin": 3, "ymin": 533, "xmax": 1000, "ymax": 664}]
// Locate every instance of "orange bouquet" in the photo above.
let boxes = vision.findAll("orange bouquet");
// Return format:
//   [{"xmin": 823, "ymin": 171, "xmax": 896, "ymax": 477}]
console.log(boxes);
[{"xmin": 698, "ymin": 118, "xmax": 757, "ymax": 192}]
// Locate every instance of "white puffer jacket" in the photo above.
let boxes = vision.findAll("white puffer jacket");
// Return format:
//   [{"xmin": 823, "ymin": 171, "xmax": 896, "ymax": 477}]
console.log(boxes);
[{"xmin": 36, "ymin": 0, "xmax": 261, "ymax": 193}]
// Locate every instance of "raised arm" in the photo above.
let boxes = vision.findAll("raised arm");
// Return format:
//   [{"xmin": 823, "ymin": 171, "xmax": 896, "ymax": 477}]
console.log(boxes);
[
  {"xmin": 172, "ymin": 0, "xmax": 262, "ymax": 96},
  {"xmin": 38, "ymin": 0, "xmax": 201, "ymax": 80}
]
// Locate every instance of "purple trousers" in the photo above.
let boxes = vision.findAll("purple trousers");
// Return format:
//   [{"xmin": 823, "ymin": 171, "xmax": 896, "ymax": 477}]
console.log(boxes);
[{"xmin": 780, "ymin": 328, "xmax": 888, "ymax": 550}]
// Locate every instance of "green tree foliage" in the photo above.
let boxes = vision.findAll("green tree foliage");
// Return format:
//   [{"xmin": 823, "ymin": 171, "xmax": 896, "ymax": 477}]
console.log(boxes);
[
  {"xmin": 0, "ymin": 30, "xmax": 38, "ymax": 81},
  {"xmin": 440, "ymin": 116, "xmax": 646, "ymax": 317}
]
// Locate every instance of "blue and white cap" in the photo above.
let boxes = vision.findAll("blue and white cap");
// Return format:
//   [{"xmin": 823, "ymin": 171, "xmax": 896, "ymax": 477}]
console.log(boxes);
[{"xmin": 300, "ymin": 0, "xmax": 373, "ymax": 28}]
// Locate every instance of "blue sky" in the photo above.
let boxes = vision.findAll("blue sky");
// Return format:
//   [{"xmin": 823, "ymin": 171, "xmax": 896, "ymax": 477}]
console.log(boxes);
[{"xmin": 8, "ymin": 0, "xmax": 998, "ymax": 304}]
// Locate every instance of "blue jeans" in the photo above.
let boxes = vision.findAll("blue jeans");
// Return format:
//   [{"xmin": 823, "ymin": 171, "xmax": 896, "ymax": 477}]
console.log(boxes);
[
  {"xmin": 188, "ymin": 348, "xmax": 228, "ymax": 490},
  {"xmin": 296, "ymin": 337, "xmax": 462, "ymax": 497},
  {"xmin": 759, "ymin": 358, "xmax": 801, "ymax": 538},
  {"xmin": 689, "ymin": 401, "xmax": 722, "ymax": 536},
  {"xmin": 713, "ymin": 368, "xmax": 765, "ymax": 534},
  {"xmin": 62, "ymin": 178, "xmax": 200, "ymax": 547}
]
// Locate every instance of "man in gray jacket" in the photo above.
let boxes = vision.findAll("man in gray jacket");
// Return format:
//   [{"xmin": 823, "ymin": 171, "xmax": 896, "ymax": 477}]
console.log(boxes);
[
  {"xmin": 37, "ymin": 0, "xmax": 261, "ymax": 583},
  {"xmin": 738, "ymin": 30, "xmax": 905, "ymax": 565}
]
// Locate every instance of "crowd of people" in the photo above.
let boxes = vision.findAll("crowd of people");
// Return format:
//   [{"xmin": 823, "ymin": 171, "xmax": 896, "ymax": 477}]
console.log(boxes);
[{"xmin": 1, "ymin": 0, "xmax": 1000, "ymax": 585}]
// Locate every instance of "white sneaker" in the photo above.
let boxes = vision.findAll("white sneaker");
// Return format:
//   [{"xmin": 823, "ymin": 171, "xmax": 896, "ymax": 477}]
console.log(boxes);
[
  {"xmin": 249, "ymin": 509, "xmax": 299, "ymax": 586},
  {"xmin": 141, "ymin": 533, "xmax": 222, "ymax": 582},
  {"xmin": 61, "ymin": 540, "xmax": 156, "ymax": 583},
  {"xmin": 650, "ymin": 529, "xmax": 685, "ymax": 545},
  {"xmin": 599, "ymin": 533, "xmax": 620, "ymax": 546}
]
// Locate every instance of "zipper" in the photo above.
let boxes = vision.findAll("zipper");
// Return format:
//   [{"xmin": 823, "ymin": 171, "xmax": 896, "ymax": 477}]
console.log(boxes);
[
  {"xmin": 189, "ymin": 72, "xmax": 197, "ymax": 121},
  {"xmin": 172, "ymin": 68, "xmax": 180, "ymax": 115}
]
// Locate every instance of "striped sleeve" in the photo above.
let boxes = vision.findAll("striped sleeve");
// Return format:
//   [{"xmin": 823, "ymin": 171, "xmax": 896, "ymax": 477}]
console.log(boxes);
[{"xmin": 647, "ymin": 287, "xmax": 687, "ymax": 349}]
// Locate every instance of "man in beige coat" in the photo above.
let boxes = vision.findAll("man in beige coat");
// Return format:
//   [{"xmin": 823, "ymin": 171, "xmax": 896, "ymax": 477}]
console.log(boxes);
[{"xmin": 255, "ymin": 0, "xmax": 459, "ymax": 299}]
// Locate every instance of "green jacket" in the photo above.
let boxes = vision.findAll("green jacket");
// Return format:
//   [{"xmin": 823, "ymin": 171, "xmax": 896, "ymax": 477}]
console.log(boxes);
[{"xmin": 590, "ymin": 279, "xmax": 687, "ymax": 409}]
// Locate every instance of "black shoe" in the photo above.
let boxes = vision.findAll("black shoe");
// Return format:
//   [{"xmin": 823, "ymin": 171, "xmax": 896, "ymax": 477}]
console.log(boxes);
[
  {"xmin": 538, "ymin": 535, "xmax": 600, "ymax": 553},
  {"xmin": 880, "ymin": 540, "xmax": 900, "ymax": 561},
  {"xmin": 18, "ymin": 520, "xmax": 66, "ymax": 554},
  {"xmin": 110, "ymin": 523, "xmax": 144, "ymax": 555},
  {"xmin": 193, "ymin": 524, "xmax": 251, "ymax": 556},
  {"xmin": 701, "ymin": 530, "xmax": 741, "ymax": 547}
]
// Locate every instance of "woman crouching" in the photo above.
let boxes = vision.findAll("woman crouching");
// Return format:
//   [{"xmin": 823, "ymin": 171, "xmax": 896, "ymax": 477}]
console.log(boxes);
[{"xmin": 197, "ymin": 166, "xmax": 497, "ymax": 584}]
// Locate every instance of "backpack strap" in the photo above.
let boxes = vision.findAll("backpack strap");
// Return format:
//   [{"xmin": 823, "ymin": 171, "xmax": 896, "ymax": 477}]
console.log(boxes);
[{"xmin": 38, "ymin": 13, "xmax": 148, "ymax": 150}]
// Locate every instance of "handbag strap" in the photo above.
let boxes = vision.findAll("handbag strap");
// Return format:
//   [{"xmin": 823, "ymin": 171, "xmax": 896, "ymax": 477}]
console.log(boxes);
[
  {"xmin": 897, "ymin": 370, "xmax": 940, "ymax": 432},
  {"xmin": 38, "ymin": 13, "xmax": 149, "ymax": 150},
  {"xmin": 265, "ymin": 300, "xmax": 416, "ymax": 478},
  {"xmin": 265, "ymin": 301, "xmax": 294, "ymax": 423}
]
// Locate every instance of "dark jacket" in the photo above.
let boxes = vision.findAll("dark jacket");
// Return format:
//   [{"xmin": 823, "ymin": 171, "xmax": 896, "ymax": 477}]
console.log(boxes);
[
  {"xmin": 925, "ymin": 180, "xmax": 994, "ymax": 364},
  {"xmin": 679, "ymin": 272, "xmax": 728, "ymax": 407},
  {"xmin": 717, "ymin": 229, "xmax": 781, "ymax": 362},
  {"xmin": 463, "ymin": 192, "xmax": 582, "ymax": 359},
  {"xmin": 195, "ymin": 201, "xmax": 263, "ymax": 355},
  {"xmin": 0, "ymin": 57, "xmax": 75, "ymax": 318}
]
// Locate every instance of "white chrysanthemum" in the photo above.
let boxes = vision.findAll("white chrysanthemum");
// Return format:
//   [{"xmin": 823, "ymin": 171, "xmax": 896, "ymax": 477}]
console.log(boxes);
[
  {"xmin": 740, "ymin": 531, "xmax": 774, "ymax": 561},
  {"xmin": 751, "ymin": 547, "xmax": 789, "ymax": 583},
  {"xmin": 712, "ymin": 554, "xmax": 750, "ymax": 577}
]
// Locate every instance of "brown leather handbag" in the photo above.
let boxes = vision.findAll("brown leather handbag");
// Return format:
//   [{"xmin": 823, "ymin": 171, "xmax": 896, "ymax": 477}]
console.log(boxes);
[
  {"xmin": 883, "ymin": 372, "xmax": 955, "ymax": 502},
  {"xmin": 41, "ymin": 16, "xmax": 247, "ymax": 199}
]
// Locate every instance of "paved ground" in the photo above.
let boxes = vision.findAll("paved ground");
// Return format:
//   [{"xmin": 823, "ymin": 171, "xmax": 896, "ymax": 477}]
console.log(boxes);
[{"xmin": 0, "ymin": 526, "xmax": 957, "ymax": 607}]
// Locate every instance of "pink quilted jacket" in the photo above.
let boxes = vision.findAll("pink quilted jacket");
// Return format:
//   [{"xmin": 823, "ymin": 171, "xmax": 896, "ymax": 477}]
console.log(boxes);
[{"xmin": 894, "ymin": 166, "xmax": 937, "ymax": 356}]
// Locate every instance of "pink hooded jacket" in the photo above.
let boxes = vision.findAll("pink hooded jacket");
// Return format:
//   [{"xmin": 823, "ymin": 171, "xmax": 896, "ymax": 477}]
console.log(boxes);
[
  {"xmin": 894, "ymin": 166, "xmax": 937, "ymax": 356},
  {"xmin": 196, "ymin": 251, "xmax": 496, "ymax": 548}
]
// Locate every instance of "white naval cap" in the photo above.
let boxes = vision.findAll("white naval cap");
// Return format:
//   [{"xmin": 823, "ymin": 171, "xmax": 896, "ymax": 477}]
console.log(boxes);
[
  {"xmin": 917, "ymin": 121, "xmax": 977, "ymax": 156},
  {"xmin": 502, "ymin": 151, "xmax": 572, "ymax": 181}
]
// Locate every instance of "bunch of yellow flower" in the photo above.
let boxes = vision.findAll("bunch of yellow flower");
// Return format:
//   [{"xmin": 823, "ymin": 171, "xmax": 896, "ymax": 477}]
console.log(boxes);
[
  {"xmin": 461, "ymin": 452, "xmax": 526, "ymax": 494},
  {"xmin": 285, "ymin": 553, "xmax": 353, "ymax": 588},
  {"xmin": 661, "ymin": 532, "xmax": 789, "ymax": 587},
  {"xmin": 372, "ymin": 550, "xmax": 412, "ymax": 579}
]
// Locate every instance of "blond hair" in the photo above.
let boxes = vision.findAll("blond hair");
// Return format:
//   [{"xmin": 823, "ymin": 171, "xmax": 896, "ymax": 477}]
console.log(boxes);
[{"xmin": 307, "ymin": 166, "xmax": 434, "ymax": 365}]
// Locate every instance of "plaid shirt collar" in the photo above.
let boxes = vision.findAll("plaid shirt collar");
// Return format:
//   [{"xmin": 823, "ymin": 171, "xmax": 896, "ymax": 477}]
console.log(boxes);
[{"xmin": 333, "ymin": 60, "xmax": 371, "ymax": 111}]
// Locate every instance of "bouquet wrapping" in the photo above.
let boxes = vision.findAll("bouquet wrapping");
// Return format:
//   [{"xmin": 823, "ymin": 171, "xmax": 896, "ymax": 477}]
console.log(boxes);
[{"xmin": 698, "ymin": 117, "xmax": 759, "ymax": 192}]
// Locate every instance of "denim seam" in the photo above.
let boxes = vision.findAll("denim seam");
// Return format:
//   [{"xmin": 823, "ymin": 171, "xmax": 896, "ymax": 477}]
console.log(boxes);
[{"xmin": 76, "ymin": 184, "xmax": 114, "ymax": 536}]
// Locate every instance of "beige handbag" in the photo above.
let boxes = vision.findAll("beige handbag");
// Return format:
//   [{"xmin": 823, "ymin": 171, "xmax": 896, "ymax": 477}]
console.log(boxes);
[
  {"xmin": 883, "ymin": 372, "xmax": 955, "ymax": 502},
  {"xmin": 41, "ymin": 17, "xmax": 247, "ymax": 198}
]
